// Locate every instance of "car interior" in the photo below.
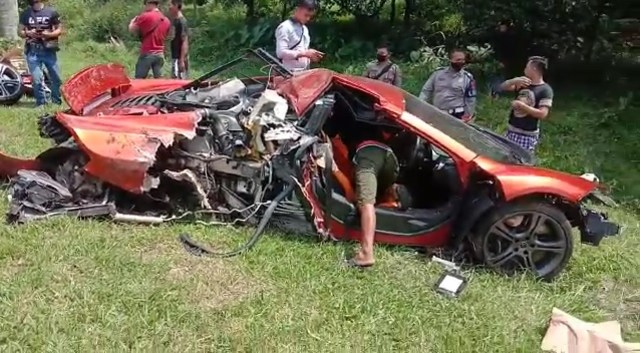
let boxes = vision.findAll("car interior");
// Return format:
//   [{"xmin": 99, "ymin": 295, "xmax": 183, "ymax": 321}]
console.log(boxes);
[{"xmin": 310, "ymin": 85, "xmax": 462, "ymax": 235}]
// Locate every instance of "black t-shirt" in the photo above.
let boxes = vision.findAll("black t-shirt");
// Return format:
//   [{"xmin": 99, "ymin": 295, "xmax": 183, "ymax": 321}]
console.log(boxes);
[
  {"xmin": 508, "ymin": 83, "xmax": 554, "ymax": 132},
  {"xmin": 170, "ymin": 16, "xmax": 188, "ymax": 59},
  {"xmin": 20, "ymin": 6, "xmax": 61, "ymax": 44}
]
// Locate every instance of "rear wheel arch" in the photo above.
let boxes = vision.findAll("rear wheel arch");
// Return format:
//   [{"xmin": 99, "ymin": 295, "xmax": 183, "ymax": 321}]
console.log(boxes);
[{"xmin": 500, "ymin": 192, "xmax": 582, "ymax": 226}]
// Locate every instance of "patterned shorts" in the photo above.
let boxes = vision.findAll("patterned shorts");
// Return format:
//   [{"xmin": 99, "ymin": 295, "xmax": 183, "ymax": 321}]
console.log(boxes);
[{"xmin": 506, "ymin": 130, "xmax": 540, "ymax": 152}]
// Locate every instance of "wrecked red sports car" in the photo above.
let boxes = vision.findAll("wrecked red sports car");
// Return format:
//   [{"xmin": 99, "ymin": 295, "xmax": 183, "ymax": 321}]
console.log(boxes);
[{"xmin": 0, "ymin": 49, "xmax": 619, "ymax": 280}]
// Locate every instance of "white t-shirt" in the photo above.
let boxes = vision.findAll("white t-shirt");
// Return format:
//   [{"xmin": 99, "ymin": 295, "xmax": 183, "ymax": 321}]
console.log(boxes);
[{"xmin": 274, "ymin": 19, "xmax": 310, "ymax": 71}]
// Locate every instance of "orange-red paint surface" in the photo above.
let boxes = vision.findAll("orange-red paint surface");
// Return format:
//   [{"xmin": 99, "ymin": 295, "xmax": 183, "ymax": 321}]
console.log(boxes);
[{"xmin": 54, "ymin": 111, "xmax": 200, "ymax": 193}]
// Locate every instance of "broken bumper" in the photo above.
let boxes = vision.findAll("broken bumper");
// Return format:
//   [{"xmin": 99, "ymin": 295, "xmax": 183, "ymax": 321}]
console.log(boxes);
[{"xmin": 578, "ymin": 207, "xmax": 620, "ymax": 246}]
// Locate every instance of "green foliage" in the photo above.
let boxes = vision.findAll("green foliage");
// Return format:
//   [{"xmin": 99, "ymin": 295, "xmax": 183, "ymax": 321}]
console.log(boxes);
[{"xmin": 45, "ymin": 0, "xmax": 637, "ymax": 87}]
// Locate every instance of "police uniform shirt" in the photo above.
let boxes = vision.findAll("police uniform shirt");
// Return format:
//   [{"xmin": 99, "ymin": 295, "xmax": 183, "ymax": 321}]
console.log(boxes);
[
  {"xmin": 363, "ymin": 60, "xmax": 402, "ymax": 87},
  {"xmin": 275, "ymin": 19, "xmax": 310, "ymax": 72},
  {"xmin": 418, "ymin": 67, "xmax": 476, "ymax": 116}
]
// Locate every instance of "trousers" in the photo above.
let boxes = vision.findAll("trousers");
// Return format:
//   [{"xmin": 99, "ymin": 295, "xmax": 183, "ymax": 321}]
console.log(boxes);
[{"xmin": 25, "ymin": 46, "xmax": 62, "ymax": 106}]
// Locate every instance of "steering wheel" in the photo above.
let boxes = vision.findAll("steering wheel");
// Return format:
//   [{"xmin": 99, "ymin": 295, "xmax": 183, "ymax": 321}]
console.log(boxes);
[
  {"xmin": 405, "ymin": 135, "xmax": 431, "ymax": 171},
  {"xmin": 432, "ymin": 146, "xmax": 453, "ymax": 171}
]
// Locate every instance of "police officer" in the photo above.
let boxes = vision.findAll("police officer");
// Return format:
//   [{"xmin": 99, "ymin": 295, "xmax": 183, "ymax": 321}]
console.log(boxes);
[
  {"xmin": 275, "ymin": 0, "xmax": 324, "ymax": 72},
  {"xmin": 363, "ymin": 42, "xmax": 402, "ymax": 86},
  {"xmin": 18, "ymin": 0, "xmax": 63, "ymax": 108},
  {"xmin": 419, "ymin": 49, "xmax": 476, "ymax": 121}
]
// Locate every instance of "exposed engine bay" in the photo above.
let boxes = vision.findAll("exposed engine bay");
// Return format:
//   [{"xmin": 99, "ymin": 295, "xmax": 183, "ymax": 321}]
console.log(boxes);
[{"xmin": 10, "ymin": 77, "xmax": 317, "ymax": 233}]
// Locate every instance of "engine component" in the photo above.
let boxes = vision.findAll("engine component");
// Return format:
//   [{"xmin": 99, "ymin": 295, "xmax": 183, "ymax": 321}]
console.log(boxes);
[{"xmin": 163, "ymin": 169, "xmax": 212, "ymax": 209}]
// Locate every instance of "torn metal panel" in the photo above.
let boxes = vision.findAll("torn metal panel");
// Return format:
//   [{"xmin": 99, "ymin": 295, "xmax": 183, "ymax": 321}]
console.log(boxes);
[
  {"xmin": 54, "ymin": 111, "xmax": 202, "ymax": 194},
  {"xmin": 0, "ymin": 153, "xmax": 41, "ymax": 179},
  {"xmin": 61, "ymin": 63, "xmax": 131, "ymax": 114}
]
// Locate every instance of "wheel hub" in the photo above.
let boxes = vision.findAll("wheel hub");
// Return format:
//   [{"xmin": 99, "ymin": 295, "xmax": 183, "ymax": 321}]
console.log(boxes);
[{"xmin": 483, "ymin": 210, "xmax": 570, "ymax": 280}]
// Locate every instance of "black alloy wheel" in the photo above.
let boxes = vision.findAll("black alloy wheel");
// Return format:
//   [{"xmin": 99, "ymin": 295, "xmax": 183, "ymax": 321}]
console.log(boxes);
[
  {"xmin": 0, "ymin": 63, "xmax": 25, "ymax": 105},
  {"xmin": 473, "ymin": 201, "xmax": 573, "ymax": 281}
]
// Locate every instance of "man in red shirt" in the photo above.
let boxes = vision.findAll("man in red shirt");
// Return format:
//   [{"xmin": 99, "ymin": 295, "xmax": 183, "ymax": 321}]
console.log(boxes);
[{"xmin": 128, "ymin": 0, "xmax": 171, "ymax": 78}]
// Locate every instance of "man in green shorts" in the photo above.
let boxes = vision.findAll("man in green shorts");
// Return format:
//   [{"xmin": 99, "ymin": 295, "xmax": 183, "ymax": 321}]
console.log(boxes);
[{"xmin": 348, "ymin": 134, "xmax": 410, "ymax": 268}]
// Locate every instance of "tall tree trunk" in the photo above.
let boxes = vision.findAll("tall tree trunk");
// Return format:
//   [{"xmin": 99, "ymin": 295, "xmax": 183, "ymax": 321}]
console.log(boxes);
[
  {"xmin": 403, "ymin": 0, "xmax": 414, "ymax": 28},
  {"xmin": 583, "ymin": 0, "xmax": 607, "ymax": 62},
  {"xmin": 244, "ymin": 0, "xmax": 256, "ymax": 21},
  {"xmin": 390, "ymin": 0, "xmax": 396, "ymax": 25},
  {"xmin": 0, "ymin": 0, "xmax": 19, "ymax": 41}
]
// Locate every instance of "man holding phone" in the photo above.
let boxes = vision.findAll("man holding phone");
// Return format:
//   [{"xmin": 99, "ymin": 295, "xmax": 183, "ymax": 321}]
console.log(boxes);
[
  {"xmin": 18, "ymin": 0, "xmax": 63, "ymax": 108},
  {"xmin": 275, "ymin": 0, "xmax": 324, "ymax": 72}
]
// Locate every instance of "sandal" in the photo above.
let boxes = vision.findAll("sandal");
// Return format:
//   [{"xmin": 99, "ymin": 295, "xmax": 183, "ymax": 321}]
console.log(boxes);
[{"xmin": 344, "ymin": 258, "xmax": 374, "ymax": 269}]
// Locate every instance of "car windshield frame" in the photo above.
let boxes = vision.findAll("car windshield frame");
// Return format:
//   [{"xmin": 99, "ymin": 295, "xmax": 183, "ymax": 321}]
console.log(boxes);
[{"xmin": 403, "ymin": 92, "xmax": 517, "ymax": 163}]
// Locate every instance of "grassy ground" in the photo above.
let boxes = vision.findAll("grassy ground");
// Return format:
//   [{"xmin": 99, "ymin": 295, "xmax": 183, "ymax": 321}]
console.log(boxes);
[{"xmin": 0, "ymin": 44, "xmax": 639, "ymax": 352}]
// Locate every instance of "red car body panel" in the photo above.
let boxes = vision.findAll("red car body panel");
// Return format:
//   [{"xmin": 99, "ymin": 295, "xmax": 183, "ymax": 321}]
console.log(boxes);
[
  {"xmin": 0, "ymin": 154, "xmax": 41, "ymax": 178},
  {"xmin": 61, "ymin": 63, "xmax": 131, "ymax": 114},
  {"xmin": 54, "ymin": 111, "xmax": 201, "ymax": 193},
  {"xmin": 61, "ymin": 64, "xmax": 189, "ymax": 115},
  {"xmin": 473, "ymin": 156, "xmax": 597, "ymax": 203}
]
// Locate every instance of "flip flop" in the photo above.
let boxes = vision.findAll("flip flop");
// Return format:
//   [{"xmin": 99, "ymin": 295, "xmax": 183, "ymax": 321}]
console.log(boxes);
[{"xmin": 344, "ymin": 258, "xmax": 374, "ymax": 269}]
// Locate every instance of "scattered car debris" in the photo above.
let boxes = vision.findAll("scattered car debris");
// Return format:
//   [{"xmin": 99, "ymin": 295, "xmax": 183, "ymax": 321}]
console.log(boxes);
[
  {"xmin": 541, "ymin": 307, "xmax": 640, "ymax": 352},
  {"xmin": 431, "ymin": 255, "xmax": 468, "ymax": 298}
]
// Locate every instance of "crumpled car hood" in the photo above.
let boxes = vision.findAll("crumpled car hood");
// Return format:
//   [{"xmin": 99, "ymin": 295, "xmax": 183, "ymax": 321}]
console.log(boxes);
[{"xmin": 54, "ymin": 111, "xmax": 201, "ymax": 193}]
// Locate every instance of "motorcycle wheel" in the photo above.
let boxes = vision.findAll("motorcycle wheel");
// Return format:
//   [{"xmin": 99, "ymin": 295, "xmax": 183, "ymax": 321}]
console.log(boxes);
[{"xmin": 0, "ymin": 63, "xmax": 25, "ymax": 106}]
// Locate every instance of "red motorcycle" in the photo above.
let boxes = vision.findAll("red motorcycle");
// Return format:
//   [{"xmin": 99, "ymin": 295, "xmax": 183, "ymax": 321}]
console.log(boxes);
[{"xmin": 0, "ymin": 46, "xmax": 51, "ymax": 105}]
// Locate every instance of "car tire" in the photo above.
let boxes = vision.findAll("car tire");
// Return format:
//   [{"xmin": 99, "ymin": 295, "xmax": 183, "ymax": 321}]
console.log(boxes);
[
  {"xmin": 471, "ymin": 201, "xmax": 574, "ymax": 281},
  {"xmin": 0, "ymin": 63, "xmax": 25, "ymax": 106}
]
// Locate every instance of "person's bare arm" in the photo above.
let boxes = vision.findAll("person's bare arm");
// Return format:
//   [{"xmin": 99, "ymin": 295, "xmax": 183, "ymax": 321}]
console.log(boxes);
[
  {"xmin": 512, "ymin": 102, "xmax": 550, "ymax": 119},
  {"xmin": 128, "ymin": 16, "xmax": 140, "ymax": 34},
  {"xmin": 180, "ymin": 31, "xmax": 189, "ymax": 65},
  {"xmin": 43, "ymin": 24, "xmax": 62, "ymax": 39},
  {"xmin": 500, "ymin": 76, "xmax": 531, "ymax": 92},
  {"xmin": 18, "ymin": 24, "xmax": 29, "ymax": 39}
]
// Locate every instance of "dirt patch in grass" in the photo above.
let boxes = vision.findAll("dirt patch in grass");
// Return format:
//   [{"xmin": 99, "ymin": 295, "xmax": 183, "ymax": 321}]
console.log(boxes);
[
  {"xmin": 137, "ymin": 241, "xmax": 267, "ymax": 311},
  {"xmin": 597, "ymin": 279, "xmax": 640, "ymax": 336},
  {"xmin": 0, "ymin": 257, "xmax": 29, "ymax": 280}
]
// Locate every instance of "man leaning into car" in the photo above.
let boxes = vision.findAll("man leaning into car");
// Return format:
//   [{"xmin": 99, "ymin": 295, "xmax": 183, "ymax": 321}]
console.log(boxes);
[{"xmin": 347, "ymin": 128, "xmax": 411, "ymax": 268}]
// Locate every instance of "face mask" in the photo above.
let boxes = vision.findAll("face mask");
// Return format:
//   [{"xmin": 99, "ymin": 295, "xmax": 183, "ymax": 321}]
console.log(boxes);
[
  {"xmin": 377, "ymin": 54, "xmax": 388, "ymax": 62},
  {"xmin": 450, "ymin": 62, "xmax": 465, "ymax": 71}
]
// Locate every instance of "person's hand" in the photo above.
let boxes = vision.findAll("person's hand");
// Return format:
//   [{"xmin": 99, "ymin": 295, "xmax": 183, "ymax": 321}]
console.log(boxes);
[
  {"xmin": 511, "ymin": 100, "xmax": 526, "ymax": 110},
  {"xmin": 25, "ymin": 29, "xmax": 40, "ymax": 38},
  {"xmin": 301, "ymin": 49, "xmax": 324, "ymax": 62},
  {"xmin": 510, "ymin": 76, "xmax": 531, "ymax": 88},
  {"xmin": 41, "ymin": 30, "xmax": 56, "ymax": 39},
  {"xmin": 461, "ymin": 114, "xmax": 474, "ymax": 123},
  {"xmin": 178, "ymin": 59, "xmax": 186, "ymax": 72}
]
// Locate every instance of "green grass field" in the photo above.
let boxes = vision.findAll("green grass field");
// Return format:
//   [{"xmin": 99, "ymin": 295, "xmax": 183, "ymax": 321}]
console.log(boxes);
[{"xmin": 0, "ymin": 45, "xmax": 639, "ymax": 352}]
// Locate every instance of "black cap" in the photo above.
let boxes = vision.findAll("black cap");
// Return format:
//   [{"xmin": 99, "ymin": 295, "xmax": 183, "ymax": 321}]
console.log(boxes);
[{"xmin": 297, "ymin": 0, "xmax": 318, "ymax": 10}]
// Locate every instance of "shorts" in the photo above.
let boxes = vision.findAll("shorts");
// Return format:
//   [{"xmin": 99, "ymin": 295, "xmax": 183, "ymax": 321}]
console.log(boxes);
[
  {"xmin": 354, "ymin": 145, "xmax": 399, "ymax": 207},
  {"xmin": 171, "ymin": 59, "xmax": 189, "ymax": 79},
  {"xmin": 506, "ymin": 130, "xmax": 540, "ymax": 152}
]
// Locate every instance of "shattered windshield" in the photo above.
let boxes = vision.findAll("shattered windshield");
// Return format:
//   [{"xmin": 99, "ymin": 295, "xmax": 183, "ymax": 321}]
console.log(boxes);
[{"xmin": 403, "ymin": 93, "xmax": 516, "ymax": 163}]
